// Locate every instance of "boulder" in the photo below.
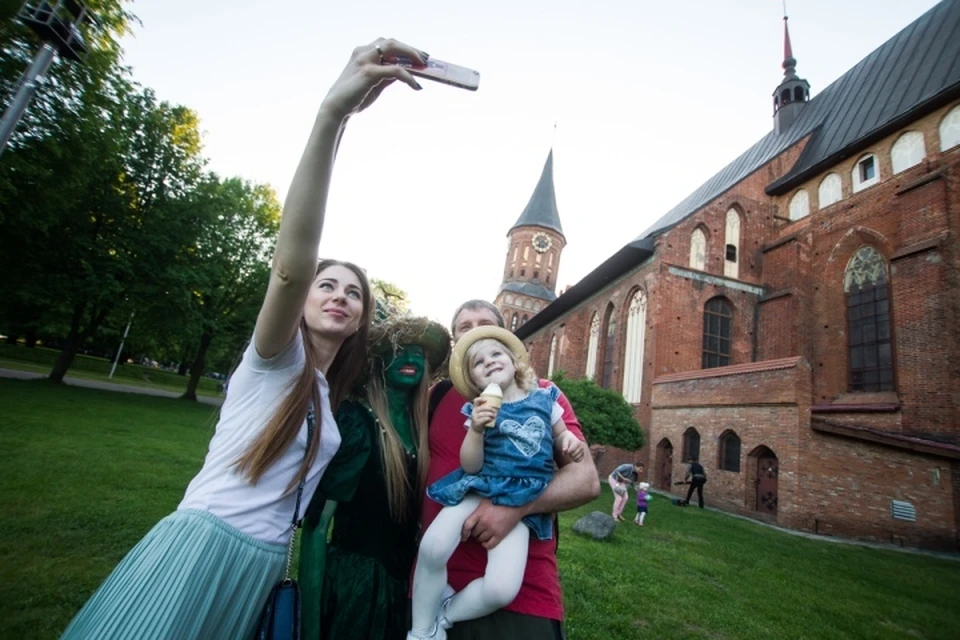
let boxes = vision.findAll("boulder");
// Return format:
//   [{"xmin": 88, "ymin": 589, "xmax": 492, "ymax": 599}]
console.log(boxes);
[{"xmin": 571, "ymin": 511, "xmax": 617, "ymax": 541}]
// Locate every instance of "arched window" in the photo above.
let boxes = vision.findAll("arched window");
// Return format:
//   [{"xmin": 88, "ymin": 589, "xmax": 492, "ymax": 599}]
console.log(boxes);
[
  {"xmin": 622, "ymin": 290, "xmax": 647, "ymax": 403},
  {"xmin": 724, "ymin": 209, "xmax": 740, "ymax": 279},
  {"xmin": 547, "ymin": 334, "xmax": 558, "ymax": 378},
  {"xmin": 510, "ymin": 313, "xmax": 518, "ymax": 331},
  {"xmin": 789, "ymin": 189, "xmax": 809, "ymax": 221},
  {"xmin": 819, "ymin": 173, "xmax": 842, "ymax": 209},
  {"xmin": 689, "ymin": 228, "xmax": 706, "ymax": 270},
  {"xmin": 523, "ymin": 299, "xmax": 532, "ymax": 309},
  {"xmin": 682, "ymin": 427, "xmax": 701, "ymax": 462},
  {"xmin": 505, "ymin": 294, "xmax": 514, "ymax": 304},
  {"xmin": 940, "ymin": 104, "xmax": 960, "ymax": 151},
  {"xmin": 844, "ymin": 247, "xmax": 894, "ymax": 391},
  {"xmin": 521, "ymin": 314, "xmax": 529, "ymax": 325},
  {"xmin": 703, "ymin": 298, "xmax": 732, "ymax": 369},
  {"xmin": 852, "ymin": 153, "xmax": 880, "ymax": 193},
  {"xmin": 585, "ymin": 312, "xmax": 600, "ymax": 380},
  {"xmin": 718, "ymin": 430, "xmax": 741, "ymax": 472},
  {"xmin": 891, "ymin": 131, "xmax": 925, "ymax": 174},
  {"xmin": 600, "ymin": 303, "xmax": 616, "ymax": 389}
]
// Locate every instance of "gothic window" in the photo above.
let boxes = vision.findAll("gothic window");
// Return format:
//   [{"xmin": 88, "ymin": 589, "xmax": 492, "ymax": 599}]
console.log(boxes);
[
  {"xmin": 819, "ymin": 173, "xmax": 842, "ymax": 209},
  {"xmin": 505, "ymin": 294, "xmax": 514, "ymax": 304},
  {"xmin": 547, "ymin": 334, "xmax": 558, "ymax": 377},
  {"xmin": 689, "ymin": 228, "xmax": 706, "ymax": 271},
  {"xmin": 844, "ymin": 247, "xmax": 894, "ymax": 392},
  {"xmin": 510, "ymin": 314, "xmax": 519, "ymax": 331},
  {"xmin": 789, "ymin": 189, "xmax": 809, "ymax": 221},
  {"xmin": 622, "ymin": 289, "xmax": 647, "ymax": 403},
  {"xmin": 940, "ymin": 104, "xmax": 960, "ymax": 151},
  {"xmin": 724, "ymin": 209, "xmax": 740, "ymax": 279},
  {"xmin": 534, "ymin": 301, "xmax": 541, "ymax": 311},
  {"xmin": 718, "ymin": 430, "xmax": 741, "ymax": 472},
  {"xmin": 521, "ymin": 314, "xmax": 528, "ymax": 325},
  {"xmin": 523, "ymin": 299, "xmax": 532, "ymax": 309},
  {"xmin": 682, "ymin": 427, "xmax": 701, "ymax": 462},
  {"xmin": 702, "ymin": 298, "xmax": 732, "ymax": 369},
  {"xmin": 585, "ymin": 312, "xmax": 600, "ymax": 380},
  {"xmin": 852, "ymin": 153, "xmax": 879, "ymax": 193},
  {"xmin": 601, "ymin": 303, "xmax": 616, "ymax": 389},
  {"xmin": 890, "ymin": 131, "xmax": 925, "ymax": 174}
]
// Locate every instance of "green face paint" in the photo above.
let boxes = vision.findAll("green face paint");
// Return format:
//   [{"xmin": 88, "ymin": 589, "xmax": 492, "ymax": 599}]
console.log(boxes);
[{"xmin": 384, "ymin": 344, "xmax": 426, "ymax": 390}]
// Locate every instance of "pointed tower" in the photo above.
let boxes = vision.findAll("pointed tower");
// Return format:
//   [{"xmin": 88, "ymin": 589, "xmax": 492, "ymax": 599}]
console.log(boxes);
[
  {"xmin": 773, "ymin": 14, "xmax": 810, "ymax": 134},
  {"xmin": 494, "ymin": 149, "xmax": 567, "ymax": 332}
]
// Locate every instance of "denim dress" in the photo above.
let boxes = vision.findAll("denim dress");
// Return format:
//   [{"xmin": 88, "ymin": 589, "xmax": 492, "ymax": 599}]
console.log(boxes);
[{"xmin": 427, "ymin": 385, "xmax": 559, "ymax": 540}]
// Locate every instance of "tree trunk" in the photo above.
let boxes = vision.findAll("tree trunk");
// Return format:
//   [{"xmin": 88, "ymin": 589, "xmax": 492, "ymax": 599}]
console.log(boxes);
[
  {"xmin": 181, "ymin": 331, "xmax": 213, "ymax": 401},
  {"xmin": 48, "ymin": 303, "xmax": 86, "ymax": 383}
]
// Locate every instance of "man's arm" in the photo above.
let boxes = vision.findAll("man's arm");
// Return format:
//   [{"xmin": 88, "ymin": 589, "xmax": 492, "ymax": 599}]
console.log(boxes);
[{"xmin": 461, "ymin": 387, "xmax": 601, "ymax": 549}]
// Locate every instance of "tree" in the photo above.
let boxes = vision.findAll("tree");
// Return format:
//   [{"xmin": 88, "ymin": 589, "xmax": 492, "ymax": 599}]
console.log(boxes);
[
  {"xmin": 550, "ymin": 371, "xmax": 645, "ymax": 450},
  {"xmin": 371, "ymin": 278, "xmax": 409, "ymax": 315},
  {"xmin": 175, "ymin": 175, "xmax": 280, "ymax": 401}
]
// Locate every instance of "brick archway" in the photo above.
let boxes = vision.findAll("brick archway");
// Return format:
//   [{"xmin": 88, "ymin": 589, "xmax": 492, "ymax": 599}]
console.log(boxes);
[
  {"xmin": 655, "ymin": 438, "xmax": 674, "ymax": 490},
  {"xmin": 748, "ymin": 445, "xmax": 779, "ymax": 515}
]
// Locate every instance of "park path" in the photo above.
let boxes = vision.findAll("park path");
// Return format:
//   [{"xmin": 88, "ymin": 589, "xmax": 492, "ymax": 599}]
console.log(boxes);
[{"xmin": 0, "ymin": 367, "xmax": 224, "ymax": 407}]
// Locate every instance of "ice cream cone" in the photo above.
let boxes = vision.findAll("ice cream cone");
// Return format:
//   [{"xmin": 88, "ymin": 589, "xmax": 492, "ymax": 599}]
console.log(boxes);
[{"xmin": 479, "ymin": 383, "xmax": 502, "ymax": 427}]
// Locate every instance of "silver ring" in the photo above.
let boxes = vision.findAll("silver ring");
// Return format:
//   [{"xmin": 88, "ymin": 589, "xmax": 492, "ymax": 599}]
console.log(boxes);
[{"xmin": 374, "ymin": 44, "xmax": 384, "ymax": 64}]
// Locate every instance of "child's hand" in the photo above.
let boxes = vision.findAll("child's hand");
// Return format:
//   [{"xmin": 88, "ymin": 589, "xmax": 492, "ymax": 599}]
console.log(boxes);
[
  {"xmin": 470, "ymin": 398, "xmax": 498, "ymax": 433},
  {"xmin": 558, "ymin": 431, "xmax": 585, "ymax": 462}
]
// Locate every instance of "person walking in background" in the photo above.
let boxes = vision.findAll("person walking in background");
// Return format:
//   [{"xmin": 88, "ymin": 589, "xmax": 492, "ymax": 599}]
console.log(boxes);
[
  {"xmin": 633, "ymin": 482, "xmax": 651, "ymax": 526},
  {"xmin": 684, "ymin": 458, "xmax": 707, "ymax": 508},
  {"xmin": 608, "ymin": 462, "xmax": 643, "ymax": 522}
]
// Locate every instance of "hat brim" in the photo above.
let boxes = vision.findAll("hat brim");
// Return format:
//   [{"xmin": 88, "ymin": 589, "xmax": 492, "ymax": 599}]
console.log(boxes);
[
  {"xmin": 449, "ymin": 326, "xmax": 528, "ymax": 399},
  {"xmin": 370, "ymin": 317, "xmax": 451, "ymax": 371}
]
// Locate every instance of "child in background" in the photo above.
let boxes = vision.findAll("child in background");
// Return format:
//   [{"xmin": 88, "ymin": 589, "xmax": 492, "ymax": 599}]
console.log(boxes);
[{"xmin": 634, "ymin": 482, "xmax": 651, "ymax": 526}]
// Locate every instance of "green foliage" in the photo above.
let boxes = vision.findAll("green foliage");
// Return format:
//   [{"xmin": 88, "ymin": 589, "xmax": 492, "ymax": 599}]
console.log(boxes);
[
  {"xmin": 371, "ymin": 278, "xmax": 410, "ymax": 315},
  {"xmin": 550, "ymin": 371, "xmax": 644, "ymax": 449}
]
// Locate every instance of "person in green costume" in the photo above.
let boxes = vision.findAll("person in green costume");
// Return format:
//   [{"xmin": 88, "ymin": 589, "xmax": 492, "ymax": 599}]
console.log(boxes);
[{"xmin": 299, "ymin": 313, "xmax": 451, "ymax": 640}]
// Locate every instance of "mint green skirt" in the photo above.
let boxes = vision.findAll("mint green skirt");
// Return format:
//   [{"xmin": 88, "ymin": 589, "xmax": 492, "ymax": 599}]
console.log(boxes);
[{"xmin": 61, "ymin": 509, "xmax": 286, "ymax": 640}]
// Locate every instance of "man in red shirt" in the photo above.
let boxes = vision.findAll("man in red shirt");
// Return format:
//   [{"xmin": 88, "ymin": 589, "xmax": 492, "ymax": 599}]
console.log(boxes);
[{"xmin": 420, "ymin": 300, "xmax": 600, "ymax": 639}]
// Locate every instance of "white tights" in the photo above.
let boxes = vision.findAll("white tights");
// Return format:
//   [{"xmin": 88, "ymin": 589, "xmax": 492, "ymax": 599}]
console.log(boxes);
[{"xmin": 410, "ymin": 495, "xmax": 530, "ymax": 636}]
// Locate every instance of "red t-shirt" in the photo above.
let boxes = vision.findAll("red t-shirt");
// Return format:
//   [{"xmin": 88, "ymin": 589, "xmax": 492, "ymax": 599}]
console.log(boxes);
[{"xmin": 419, "ymin": 379, "xmax": 585, "ymax": 621}]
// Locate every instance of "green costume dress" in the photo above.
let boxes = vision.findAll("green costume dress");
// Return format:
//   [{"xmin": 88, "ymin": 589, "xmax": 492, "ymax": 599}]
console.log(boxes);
[{"xmin": 299, "ymin": 398, "xmax": 420, "ymax": 640}]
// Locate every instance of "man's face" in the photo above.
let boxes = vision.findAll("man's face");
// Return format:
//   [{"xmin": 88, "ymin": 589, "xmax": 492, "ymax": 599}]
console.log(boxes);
[{"xmin": 453, "ymin": 307, "xmax": 501, "ymax": 342}]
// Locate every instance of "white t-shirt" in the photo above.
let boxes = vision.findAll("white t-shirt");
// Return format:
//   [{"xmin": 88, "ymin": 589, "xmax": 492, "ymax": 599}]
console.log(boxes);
[{"xmin": 178, "ymin": 331, "xmax": 341, "ymax": 545}]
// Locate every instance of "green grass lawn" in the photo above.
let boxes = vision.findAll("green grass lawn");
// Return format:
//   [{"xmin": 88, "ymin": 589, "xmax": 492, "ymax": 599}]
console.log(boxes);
[{"xmin": 1, "ymin": 378, "xmax": 958, "ymax": 639}]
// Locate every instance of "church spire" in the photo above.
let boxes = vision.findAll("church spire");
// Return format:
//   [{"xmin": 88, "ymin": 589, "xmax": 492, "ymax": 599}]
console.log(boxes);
[
  {"xmin": 510, "ymin": 149, "xmax": 564, "ymax": 238},
  {"xmin": 773, "ymin": 13, "xmax": 810, "ymax": 135}
]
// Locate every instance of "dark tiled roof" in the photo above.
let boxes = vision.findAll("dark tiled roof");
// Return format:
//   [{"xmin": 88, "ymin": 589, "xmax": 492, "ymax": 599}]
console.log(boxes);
[
  {"xmin": 634, "ymin": 0, "xmax": 960, "ymax": 242},
  {"xmin": 510, "ymin": 150, "xmax": 564, "ymax": 236},
  {"xmin": 499, "ymin": 280, "xmax": 557, "ymax": 302}
]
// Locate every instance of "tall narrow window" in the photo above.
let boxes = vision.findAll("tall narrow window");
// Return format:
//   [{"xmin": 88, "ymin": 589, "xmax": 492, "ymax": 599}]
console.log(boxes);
[
  {"xmin": 547, "ymin": 334, "xmax": 558, "ymax": 378},
  {"xmin": 683, "ymin": 428, "xmax": 701, "ymax": 462},
  {"xmin": 585, "ymin": 312, "xmax": 600, "ymax": 380},
  {"xmin": 844, "ymin": 247, "xmax": 894, "ymax": 391},
  {"xmin": 789, "ymin": 190, "xmax": 809, "ymax": 221},
  {"xmin": 718, "ymin": 430, "xmax": 741, "ymax": 472},
  {"xmin": 689, "ymin": 228, "xmax": 706, "ymax": 270},
  {"xmin": 622, "ymin": 290, "xmax": 647, "ymax": 403},
  {"xmin": 724, "ymin": 209, "xmax": 740, "ymax": 279},
  {"xmin": 601, "ymin": 304, "xmax": 616, "ymax": 389},
  {"xmin": 702, "ymin": 298, "xmax": 732, "ymax": 368},
  {"xmin": 510, "ymin": 314, "xmax": 518, "ymax": 331}
]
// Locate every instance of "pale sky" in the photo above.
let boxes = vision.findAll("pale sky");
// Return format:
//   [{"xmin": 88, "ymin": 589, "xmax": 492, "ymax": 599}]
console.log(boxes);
[{"xmin": 120, "ymin": 0, "xmax": 940, "ymax": 325}]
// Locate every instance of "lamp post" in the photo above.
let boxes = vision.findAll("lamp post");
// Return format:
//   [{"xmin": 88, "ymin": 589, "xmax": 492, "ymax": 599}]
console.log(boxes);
[{"xmin": 0, "ymin": 1, "xmax": 91, "ymax": 157}]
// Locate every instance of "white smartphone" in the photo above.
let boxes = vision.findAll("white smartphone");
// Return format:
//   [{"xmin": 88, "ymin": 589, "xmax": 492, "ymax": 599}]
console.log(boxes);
[{"xmin": 392, "ymin": 56, "xmax": 480, "ymax": 91}]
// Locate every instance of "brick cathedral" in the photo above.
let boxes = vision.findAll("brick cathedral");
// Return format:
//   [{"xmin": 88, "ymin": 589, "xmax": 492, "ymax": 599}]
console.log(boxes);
[{"xmin": 496, "ymin": 2, "xmax": 960, "ymax": 550}]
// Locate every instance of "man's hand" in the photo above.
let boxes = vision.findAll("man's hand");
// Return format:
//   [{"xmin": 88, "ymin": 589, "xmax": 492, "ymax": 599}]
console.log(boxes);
[
  {"xmin": 461, "ymin": 498, "xmax": 527, "ymax": 550},
  {"xmin": 557, "ymin": 431, "xmax": 586, "ymax": 462}
]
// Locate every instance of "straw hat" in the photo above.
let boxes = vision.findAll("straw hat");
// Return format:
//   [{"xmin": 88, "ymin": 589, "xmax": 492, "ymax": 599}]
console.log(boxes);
[
  {"xmin": 449, "ymin": 326, "xmax": 528, "ymax": 399},
  {"xmin": 369, "ymin": 314, "xmax": 451, "ymax": 372}
]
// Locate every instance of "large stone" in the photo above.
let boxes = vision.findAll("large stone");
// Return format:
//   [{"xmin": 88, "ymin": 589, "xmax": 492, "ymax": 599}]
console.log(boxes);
[{"xmin": 571, "ymin": 511, "xmax": 617, "ymax": 541}]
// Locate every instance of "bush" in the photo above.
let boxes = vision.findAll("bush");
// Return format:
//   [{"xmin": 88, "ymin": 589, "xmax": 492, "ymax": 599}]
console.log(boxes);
[{"xmin": 551, "ymin": 371, "xmax": 644, "ymax": 450}]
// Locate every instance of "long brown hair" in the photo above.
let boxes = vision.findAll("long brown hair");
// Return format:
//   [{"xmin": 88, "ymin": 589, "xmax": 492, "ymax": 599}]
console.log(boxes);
[
  {"xmin": 236, "ymin": 259, "xmax": 373, "ymax": 491},
  {"xmin": 366, "ymin": 362, "xmax": 431, "ymax": 522}
]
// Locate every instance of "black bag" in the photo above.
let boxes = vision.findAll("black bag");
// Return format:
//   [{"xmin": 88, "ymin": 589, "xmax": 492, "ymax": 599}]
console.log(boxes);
[{"xmin": 253, "ymin": 409, "xmax": 315, "ymax": 640}]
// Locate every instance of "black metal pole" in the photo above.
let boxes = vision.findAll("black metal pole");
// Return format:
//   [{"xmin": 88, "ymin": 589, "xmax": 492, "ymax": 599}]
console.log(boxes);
[{"xmin": 0, "ymin": 42, "xmax": 57, "ymax": 157}]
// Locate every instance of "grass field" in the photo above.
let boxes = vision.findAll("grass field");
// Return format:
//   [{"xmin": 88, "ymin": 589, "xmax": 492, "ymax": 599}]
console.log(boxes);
[{"xmin": 1, "ymin": 378, "xmax": 958, "ymax": 639}]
